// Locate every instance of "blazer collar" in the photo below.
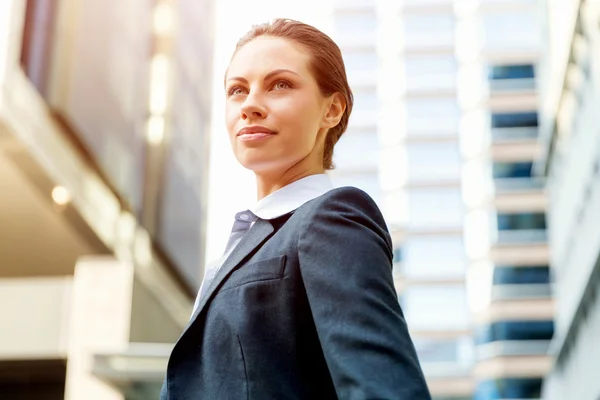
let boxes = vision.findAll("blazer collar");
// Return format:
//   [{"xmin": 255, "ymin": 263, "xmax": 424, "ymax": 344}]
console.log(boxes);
[
  {"xmin": 250, "ymin": 173, "xmax": 333, "ymax": 220},
  {"xmin": 187, "ymin": 218, "xmax": 275, "ymax": 325}
]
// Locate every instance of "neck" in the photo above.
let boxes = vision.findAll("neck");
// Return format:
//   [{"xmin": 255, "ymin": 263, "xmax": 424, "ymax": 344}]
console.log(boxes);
[{"xmin": 254, "ymin": 163, "xmax": 325, "ymax": 200}]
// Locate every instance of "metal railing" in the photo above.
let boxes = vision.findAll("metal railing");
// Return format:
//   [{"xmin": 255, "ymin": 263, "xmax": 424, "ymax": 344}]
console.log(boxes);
[
  {"xmin": 491, "ymin": 283, "xmax": 553, "ymax": 301},
  {"xmin": 491, "ymin": 127, "xmax": 539, "ymax": 141},
  {"xmin": 495, "ymin": 229, "xmax": 548, "ymax": 244},
  {"xmin": 489, "ymin": 78, "xmax": 536, "ymax": 92},
  {"xmin": 494, "ymin": 177, "xmax": 546, "ymax": 192},
  {"xmin": 476, "ymin": 340, "xmax": 552, "ymax": 361}
]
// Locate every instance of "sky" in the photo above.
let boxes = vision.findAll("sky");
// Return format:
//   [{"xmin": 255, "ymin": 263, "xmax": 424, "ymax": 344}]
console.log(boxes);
[{"xmin": 205, "ymin": 0, "xmax": 334, "ymax": 263}]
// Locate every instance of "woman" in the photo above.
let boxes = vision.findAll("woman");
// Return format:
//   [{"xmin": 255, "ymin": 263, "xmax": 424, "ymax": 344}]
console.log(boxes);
[{"xmin": 162, "ymin": 19, "xmax": 430, "ymax": 399}]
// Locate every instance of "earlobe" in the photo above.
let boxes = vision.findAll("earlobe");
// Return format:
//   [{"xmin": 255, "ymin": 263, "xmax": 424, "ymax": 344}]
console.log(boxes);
[{"xmin": 323, "ymin": 92, "xmax": 346, "ymax": 129}]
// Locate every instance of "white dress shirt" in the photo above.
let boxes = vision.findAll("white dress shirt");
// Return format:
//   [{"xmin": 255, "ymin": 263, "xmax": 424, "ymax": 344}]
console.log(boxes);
[{"xmin": 192, "ymin": 174, "xmax": 334, "ymax": 315}]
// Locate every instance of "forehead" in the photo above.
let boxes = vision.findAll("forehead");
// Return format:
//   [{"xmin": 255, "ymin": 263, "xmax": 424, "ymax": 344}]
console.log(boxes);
[{"xmin": 227, "ymin": 36, "xmax": 312, "ymax": 79}]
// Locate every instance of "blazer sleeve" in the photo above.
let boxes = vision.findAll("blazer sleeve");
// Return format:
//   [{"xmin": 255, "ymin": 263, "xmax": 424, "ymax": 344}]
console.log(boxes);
[{"xmin": 297, "ymin": 187, "xmax": 431, "ymax": 400}]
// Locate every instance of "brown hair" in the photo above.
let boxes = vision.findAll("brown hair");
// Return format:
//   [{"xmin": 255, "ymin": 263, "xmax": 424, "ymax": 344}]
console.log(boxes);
[{"xmin": 232, "ymin": 18, "xmax": 353, "ymax": 170}]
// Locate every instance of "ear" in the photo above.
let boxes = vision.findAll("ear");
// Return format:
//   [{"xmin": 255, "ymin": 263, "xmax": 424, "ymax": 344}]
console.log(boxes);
[{"xmin": 321, "ymin": 92, "xmax": 346, "ymax": 130}]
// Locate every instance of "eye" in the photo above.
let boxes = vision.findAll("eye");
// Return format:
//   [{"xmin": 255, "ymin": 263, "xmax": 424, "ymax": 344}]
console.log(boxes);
[
  {"xmin": 227, "ymin": 85, "xmax": 247, "ymax": 96},
  {"xmin": 272, "ymin": 80, "xmax": 292, "ymax": 91}
]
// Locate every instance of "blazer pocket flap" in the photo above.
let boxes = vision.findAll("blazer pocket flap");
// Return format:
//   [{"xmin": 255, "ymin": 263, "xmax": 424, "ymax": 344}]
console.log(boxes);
[{"xmin": 222, "ymin": 255, "xmax": 287, "ymax": 290}]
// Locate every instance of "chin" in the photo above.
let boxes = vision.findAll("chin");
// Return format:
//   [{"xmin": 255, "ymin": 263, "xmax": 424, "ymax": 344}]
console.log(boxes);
[{"xmin": 236, "ymin": 154, "xmax": 289, "ymax": 175}]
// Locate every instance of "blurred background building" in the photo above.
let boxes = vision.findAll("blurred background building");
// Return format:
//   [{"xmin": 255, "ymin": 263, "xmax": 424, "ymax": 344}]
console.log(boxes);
[
  {"xmin": 329, "ymin": 1, "xmax": 554, "ymax": 399},
  {"xmin": 0, "ymin": 0, "xmax": 214, "ymax": 398},
  {"xmin": 459, "ymin": 1, "xmax": 554, "ymax": 399},
  {"xmin": 1, "ymin": 0, "xmax": 599, "ymax": 399},
  {"xmin": 379, "ymin": 2, "xmax": 474, "ymax": 399},
  {"xmin": 537, "ymin": 0, "xmax": 600, "ymax": 399}
]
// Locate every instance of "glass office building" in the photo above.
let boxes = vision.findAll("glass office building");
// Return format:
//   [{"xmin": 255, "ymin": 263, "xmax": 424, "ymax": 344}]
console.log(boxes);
[
  {"xmin": 329, "ymin": 1, "xmax": 382, "ymax": 203},
  {"xmin": 380, "ymin": 2, "xmax": 474, "ymax": 399},
  {"xmin": 459, "ymin": 1, "xmax": 554, "ymax": 399},
  {"xmin": 329, "ymin": 1, "xmax": 473, "ymax": 398},
  {"xmin": 0, "ymin": 0, "xmax": 214, "ymax": 398},
  {"xmin": 537, "ymin": 0, "xmax": 600, "ymax": 399},
  {"xmin": 330, "ymin": 1, "xmax": 553, "ymax": 399}
]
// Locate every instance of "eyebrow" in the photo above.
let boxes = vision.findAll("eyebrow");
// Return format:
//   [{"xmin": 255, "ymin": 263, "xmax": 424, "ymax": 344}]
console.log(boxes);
[{"xmin": 226, "ymin": 68, "xmax": 300, "ymax": 84}]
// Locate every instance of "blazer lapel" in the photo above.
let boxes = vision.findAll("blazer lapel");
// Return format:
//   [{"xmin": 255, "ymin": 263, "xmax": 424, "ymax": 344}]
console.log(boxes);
[{"xmin": 188, "ymin": 218, "xmax": 275, "ymax": 325}]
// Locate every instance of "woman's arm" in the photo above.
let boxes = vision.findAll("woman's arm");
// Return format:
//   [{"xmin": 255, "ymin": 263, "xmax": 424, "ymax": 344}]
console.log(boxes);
[{"xmin": 298, "ymin": 187, "xmax": 431, "ymax": 400}]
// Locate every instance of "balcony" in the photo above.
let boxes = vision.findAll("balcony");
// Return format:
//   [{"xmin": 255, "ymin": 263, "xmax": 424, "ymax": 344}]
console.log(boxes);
[
  {"xmin": 493, "ymin": 265, "xmax": 550, "ymax": 285},
  {"xmin": 491, "ymin": 126, "xmax": 538, "ymax": 142},
  {"xmin": 421, "ymin": 362, "xmax": 472, "ymax": 379},
  {"xmin": 477, "ymin": 340, "xmax": 552, "ymax": 361},
  {"xmin": 496, "ymin": 229, "xmax": 547, "ymax": 244},
  {"xmin": 92, "ymin": 343, "xmax": 172, "ymax": 400},
  {"xmin": 475, "ymin": 376, "xmax": 546, "ymax": 400},
  {"xmin": 491, "ymin": 283, "xmax": 552, "ymax": 301},
  {"xmin": 494, "ymin": 177, "xmax": 546, "ymax": 192},
  {"xmin": 487, "ymin": 64, "xmax": 536, "ymax": 94},
  {"xmin": 489, "ymin": 77, "xmax": 536, "ymax": 93},
  {"xmin": 475, "ymin": 320, "xmax": 554, "ymax": 346},
  {"xmin": 496, "ymin": 212, "xmax": 547, "ymax": 241}
]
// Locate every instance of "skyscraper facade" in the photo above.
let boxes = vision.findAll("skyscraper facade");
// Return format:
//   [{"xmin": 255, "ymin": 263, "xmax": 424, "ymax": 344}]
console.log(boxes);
[
  {"xmin": 330, "ymin": 1, "xmax": 473, "ymax": 398},
  {"xmin": 537, "ymin": 0, "xmax": 600, "ymax": 399},
  {"xmin": 457, "ymin": 1, "xmax": 553, "ymax": 399},
  {"xmin": 331, "ymin": 1, "xmax": 551, "ymax": 399},
  {"xmin": 0, "ymin": 0, "xmax": 215, "ymax": 398},
  {"xmin": 380, "ymin": 2, "xmax": 473, "ymax": 399}
]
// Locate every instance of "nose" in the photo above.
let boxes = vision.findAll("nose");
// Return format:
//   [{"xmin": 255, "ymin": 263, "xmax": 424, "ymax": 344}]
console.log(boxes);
[{"xmin": 240, "ymin": 92, "xmax": 267, "ymax": 120}]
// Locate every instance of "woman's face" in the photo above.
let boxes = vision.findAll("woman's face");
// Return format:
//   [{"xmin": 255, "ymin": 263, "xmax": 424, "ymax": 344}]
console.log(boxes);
[{"xmin": 225, "ymin": 36, "xmax": 334, "ymax": 175}]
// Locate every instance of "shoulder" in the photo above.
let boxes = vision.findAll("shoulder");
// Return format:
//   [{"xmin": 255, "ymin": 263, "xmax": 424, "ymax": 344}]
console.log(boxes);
[
  {"xmin": 301, "ymin": 186, "xmax": 384, "ymax": 222},
  {"xmin": 295, "ymin": 186, "xmax": 394, "ymax": 266},
  {"xmin": 296, "ymin": 186, "xmax": 390, "ymax": 242},
  {"xmin": 313, "ymin": 185, "xmax": 376, "ymax": 206}
]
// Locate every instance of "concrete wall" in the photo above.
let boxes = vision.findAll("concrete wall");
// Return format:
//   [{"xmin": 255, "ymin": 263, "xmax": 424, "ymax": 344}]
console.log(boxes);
[{"xmin": 0, "ymin": 277, "xmax": 72, "ymax": 360}]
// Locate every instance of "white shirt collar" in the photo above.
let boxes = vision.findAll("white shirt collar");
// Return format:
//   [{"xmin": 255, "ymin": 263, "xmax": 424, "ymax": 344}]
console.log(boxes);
[{"xmin": 250, "ymin": 174, "xmax": 334, "ymax": 220}]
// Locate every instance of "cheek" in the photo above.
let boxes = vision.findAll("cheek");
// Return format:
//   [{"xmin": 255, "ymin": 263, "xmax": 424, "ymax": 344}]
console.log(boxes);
[
  {"xmin": 280, "ymin": 99, "xmax": 322, "ymax": 140},
  {"xmin": 225, "ymin": 103, "xmax": 240, "ymax": 136}
]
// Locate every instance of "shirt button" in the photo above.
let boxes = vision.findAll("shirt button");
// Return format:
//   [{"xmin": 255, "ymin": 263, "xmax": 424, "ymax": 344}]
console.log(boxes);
[{"xmin": 239, "ymin": 214, "xmax": 249, "ymax": 221}]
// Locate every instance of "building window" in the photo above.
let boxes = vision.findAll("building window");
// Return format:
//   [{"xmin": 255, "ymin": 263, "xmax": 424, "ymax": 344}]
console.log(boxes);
[
  {"xmin": 475, "ymin": 378, "xmax": 543, "ymax": 400},
  {"xmin": 403, "ymin": 236, "xmax": 466, "ymax": 279},
  {"xmin": 393, "ymin": 247, "xmax": 403, "ymax": 263},
  {"xmin": 497, "ymin": 212, "xmax": 547, "ymax": 231},
  {"xmin": 493, "ymin": 266, "xmax": 550, "ymax": 285},
  {"xmin": 400, "ymin": 285, "xmax": 470, "ymax": 330},
  {"xmin": 20, "ymin": 0, "xmax": 59, "ymax": 98},
  {"xmin": 492, "ymin": 161, "xmax": 533, "ymax": 179},
  {"xmin": 406, "ymin": 142, "xmax": 462, "ymax": 183},
  {"xmin": 488, "ymin": 64, "xmax": 535, "ymax": 80},
  {"xmin": 334, "ymin": 11, "xmax": 377, "ymax": 36},
  {"xmin": 333, "ymin": 131, "xmax": 379, "ymax": 171},
  {"xmin": 408, "ymin": 187, "xmax": 464, "ymax": 230},
  {"xmin": 343, "ymin": 49, "xmax": 378, "ymax": 72},
  {"xmin": 404, "ymin": 54, "xmax": 457, "ymax": 91},
  {"xmin": 482, "ymin": 11, "xmax": 540, "ymax": 50},
  {"xmin": 405, "ymin": 98, "xmax": 460, "ymax": 136},
  {"xmin": 487, "ymin": 64, "xmax": 536, "ymax": 91},
  {"xmin": 475, "ymin": 321, "xmax": 554, "ymax": 344},
  {"xmin": 413, "ymin": 336, "xmax": 473, "ymax": 364},
  {"xmin": 491, "ymin": 112, "xmax": 538, "ymax": 128},
  {"xmin": 353, "ymin": 90, "xmax": 379, "ymax": 110},
  {"xmin": 403, "ymin": 13, "xmax": 455, "ymax": 48}
]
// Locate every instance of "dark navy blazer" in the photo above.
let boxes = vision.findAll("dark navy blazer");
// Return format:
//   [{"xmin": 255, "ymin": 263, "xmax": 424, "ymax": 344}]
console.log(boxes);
[{"xmin": 161, "ymin": 186, "xmax": 431, "ymax": 399}]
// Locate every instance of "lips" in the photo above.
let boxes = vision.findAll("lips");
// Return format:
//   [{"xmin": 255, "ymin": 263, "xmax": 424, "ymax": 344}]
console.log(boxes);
[{"xmin": 237, "ymin": 126, "xmax": 276, "ymax": 141}]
